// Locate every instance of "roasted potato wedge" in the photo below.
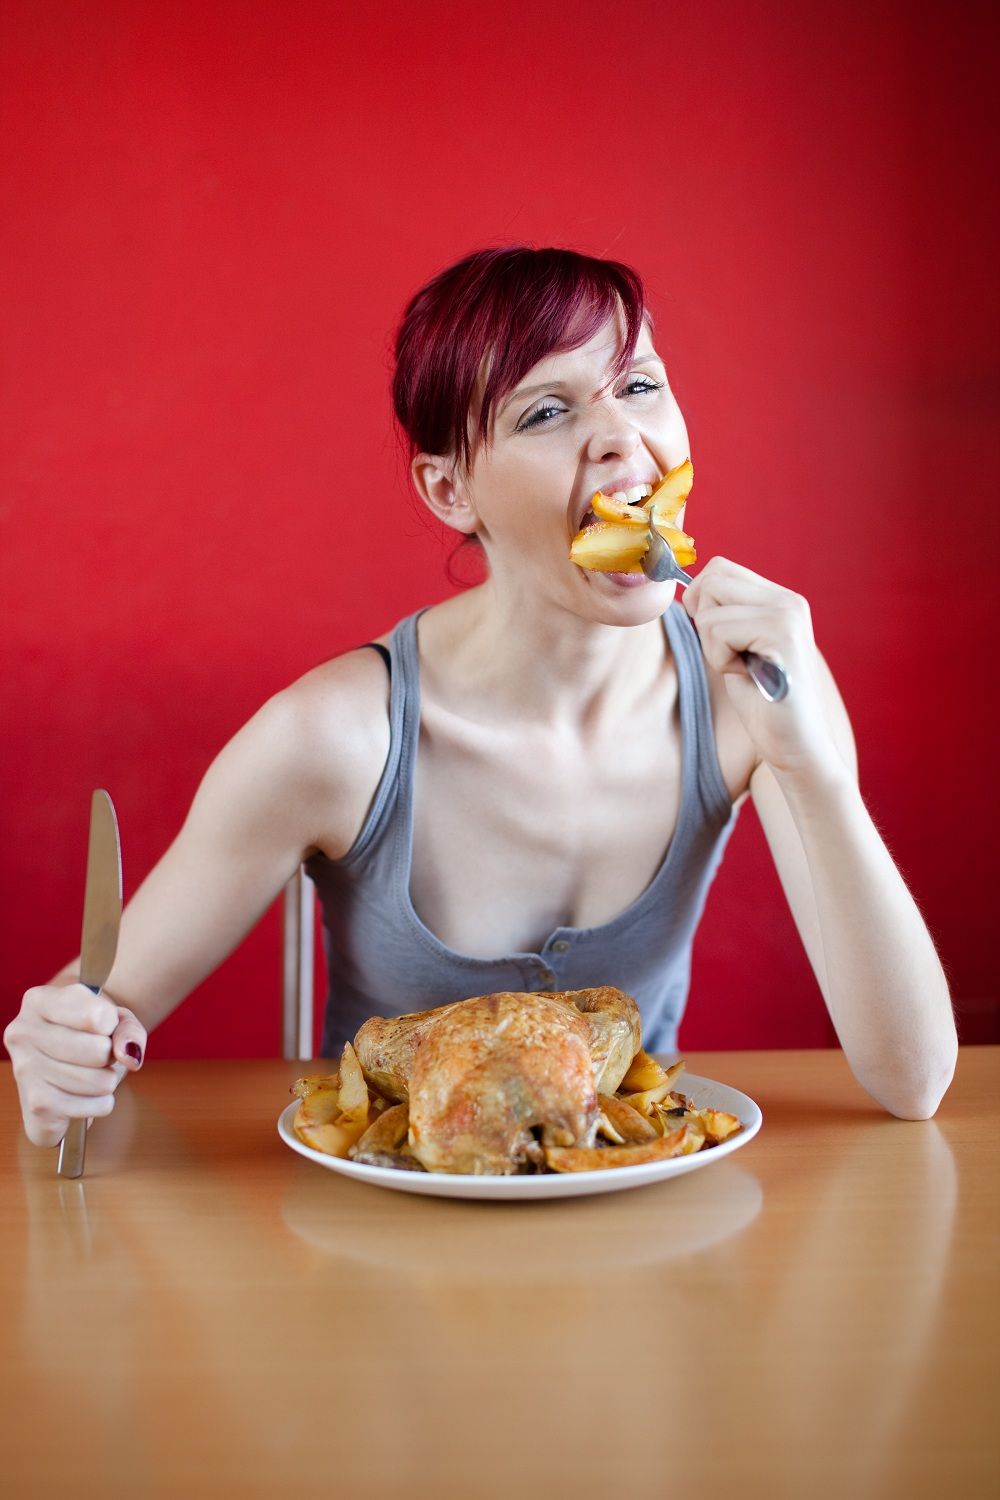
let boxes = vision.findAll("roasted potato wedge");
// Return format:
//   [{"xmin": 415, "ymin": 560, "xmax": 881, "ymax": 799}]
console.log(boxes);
[
  {"xmin": 568, "ymin": 520, "xmax": 648, "ymax": 572},
  {"xmin": 618, "ymin": 1062, "xmax": 688, "ymax": 1118},
  {"xmin": 692, "ymin": 1107, "xmax": 742, "ymax": 1144},
  {"xmin": 648, "ymin": 1101, "xmax": 689, "ymax": 1138},
  {"xmin": 598, "ymin": 1093, "xmax": 659, "ymax": 1144},
  {"xmin": 591, "ymin": 490, "xmax": 650, "ymax": 527},
  {"xmin": 643, "ymin": 458, "xmax": 693, "ymax": 523},
  {"xmin": 619, "ymin": 1049, "xmax": 669, "ymax": 1093},
  {"xmin": 349, "ymin": 1103, "xmax": 426, "ymax": 1171},
  {"xmin": 290, "ymin": 1072, "xmax": 340, "ymax": 1099},
  {"xmin": 353, "ymin": 1101, "xmax": 409, "ymax": 1153},
  {"xmin": 618, "ymin": 1056, "xmax": 685, "ymax": 1100},
  {"xmin": 293, "ymin": 1088, "xmax": 369, "ymax": 1158},
  {"xmin": 337, "ymin": 1041, "xmax": 370, "ymax": 1127},
  {"xmin": 545, "ymin": 1122, "xmax": 700, "ymax": 1172},
  {"xmin": 652, "ymin": 520, "xmax": 697, "ymax": 568}
]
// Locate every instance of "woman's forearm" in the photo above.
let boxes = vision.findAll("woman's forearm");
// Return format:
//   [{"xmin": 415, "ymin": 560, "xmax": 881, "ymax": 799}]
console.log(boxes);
[{"xmin": 779, "ymin": 770, "xmax": 957, "ymax": 1118}]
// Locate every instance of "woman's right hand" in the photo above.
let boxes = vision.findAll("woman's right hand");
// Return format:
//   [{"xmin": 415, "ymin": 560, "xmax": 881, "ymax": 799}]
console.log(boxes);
[{"xmin": 3, "ymin": 983, "xmax": 147, "ymax": 1147}]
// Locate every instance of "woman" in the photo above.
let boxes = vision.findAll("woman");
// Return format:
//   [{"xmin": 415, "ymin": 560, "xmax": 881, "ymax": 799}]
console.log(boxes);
[{"xmin": 5, "ymin": 246, "xmax": 957, "ymax": 1144}]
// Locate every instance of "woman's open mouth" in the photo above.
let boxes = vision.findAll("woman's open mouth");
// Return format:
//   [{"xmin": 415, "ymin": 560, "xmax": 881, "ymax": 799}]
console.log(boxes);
[
  {"xmin": 577, "ymin": 482, "xmax": 654, "ymax": 531},
  {"xmin": 568, "ymin": 460, "xmax": 695, "ymax": 581}
]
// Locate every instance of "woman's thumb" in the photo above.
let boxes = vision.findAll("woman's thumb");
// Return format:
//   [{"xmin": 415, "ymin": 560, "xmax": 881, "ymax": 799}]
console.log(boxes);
[{"xmin": 110, "ymin": 1007, "xmax": 148, "ymax": 1072}]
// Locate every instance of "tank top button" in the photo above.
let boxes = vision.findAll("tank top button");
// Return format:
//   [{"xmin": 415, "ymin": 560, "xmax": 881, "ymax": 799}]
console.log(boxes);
[{"xmin": 527, "ymin": 964, "xmax": 556, "ymax": 991}]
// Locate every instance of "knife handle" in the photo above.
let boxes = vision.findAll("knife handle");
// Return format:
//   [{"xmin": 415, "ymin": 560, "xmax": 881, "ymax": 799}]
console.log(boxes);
[
  {"xmin": 57, "ymin": 1120, "xmax": 87, "ymax": 1179},
  {"xmin": 56, "ymin": 983, "xmax": 101, "ymax": 1179}
]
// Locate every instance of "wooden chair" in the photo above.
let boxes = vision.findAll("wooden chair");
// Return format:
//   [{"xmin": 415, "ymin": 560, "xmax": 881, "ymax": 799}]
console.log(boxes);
[{"xmin": 282, "ymin": 867, "xmax": 316, "ymax": 1060}]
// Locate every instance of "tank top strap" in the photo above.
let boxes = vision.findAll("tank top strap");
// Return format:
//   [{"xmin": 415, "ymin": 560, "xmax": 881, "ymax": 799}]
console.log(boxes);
[
  {"xmin": 662, "ymin": 603, "xmax": 732, "ymax": 820},
  {"xmin": 388, "ymin": 605, "xmax": 426, "ymax": 859},
  {"xmin": 332, "ymin": 607, "xmax": 427, "ymax": 868}
]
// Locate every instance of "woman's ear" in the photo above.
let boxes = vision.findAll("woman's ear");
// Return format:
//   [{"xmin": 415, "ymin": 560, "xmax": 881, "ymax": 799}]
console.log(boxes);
[{"xmin": 410, "ymin": 453, "xmax": 480, "ymax": 536}]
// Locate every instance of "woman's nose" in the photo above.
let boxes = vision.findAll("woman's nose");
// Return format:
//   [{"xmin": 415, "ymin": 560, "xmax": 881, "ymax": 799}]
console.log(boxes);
[{"xmin": 584, "ymin": 395, "xmax": 642, "ymax": 463}]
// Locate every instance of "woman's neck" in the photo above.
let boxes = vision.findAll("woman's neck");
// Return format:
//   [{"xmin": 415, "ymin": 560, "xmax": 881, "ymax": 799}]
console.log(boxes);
[{"xmin": 416, "ymin": 580, "xmax": 671, "ymax": 736}]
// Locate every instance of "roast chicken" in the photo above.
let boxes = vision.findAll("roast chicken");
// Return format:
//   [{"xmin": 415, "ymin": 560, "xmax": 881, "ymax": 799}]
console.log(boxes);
[{"xmin": 353, "ymin": 987, "xmax": 642, "ymax": 1175}]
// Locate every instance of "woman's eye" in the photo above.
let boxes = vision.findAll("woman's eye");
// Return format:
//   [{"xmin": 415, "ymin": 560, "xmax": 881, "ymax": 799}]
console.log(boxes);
[
  {"xmin": 624, "ymin": 377, "xmax": 664, "ymax": 398},
  {"xmin": 516, "ymin": 402, "xmax": 567, "ymax": 431},
  {"xmin": 515, "ymin": 378, "xmax": 665, "ymax": 432}
]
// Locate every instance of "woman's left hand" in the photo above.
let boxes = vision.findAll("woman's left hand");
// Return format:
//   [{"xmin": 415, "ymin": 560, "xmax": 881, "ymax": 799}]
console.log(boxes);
[{"xmin": 682, "ymin": 556, "xmax": 848, "ymax": 788}]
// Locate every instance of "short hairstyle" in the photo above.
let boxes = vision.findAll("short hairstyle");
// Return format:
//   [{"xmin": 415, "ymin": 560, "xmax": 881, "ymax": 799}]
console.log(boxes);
[{"xmin": 391, "ymin": 245, "xmax": 651, "ymax": 473}]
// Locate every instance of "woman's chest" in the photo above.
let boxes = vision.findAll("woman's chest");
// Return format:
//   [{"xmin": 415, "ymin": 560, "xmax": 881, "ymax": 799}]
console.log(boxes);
[{"xmin": 408, "ymin": 705, "xmax": 685, "ymax": 957}]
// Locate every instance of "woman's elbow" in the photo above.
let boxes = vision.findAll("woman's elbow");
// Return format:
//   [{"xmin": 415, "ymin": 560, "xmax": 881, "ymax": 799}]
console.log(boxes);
[{"xmin": 878, "ymin": 1042, "xmax": 959, "ymax": 1121}]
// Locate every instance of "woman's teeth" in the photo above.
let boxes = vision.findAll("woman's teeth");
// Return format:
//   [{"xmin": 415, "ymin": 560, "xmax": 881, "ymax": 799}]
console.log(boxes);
[
  {"xmin": 611, "ymin": 484, "xmax": 654, "ymax": 505},
  {"xmin": 578, "ymin": 483, "xmax": 656, "ymax": 530}
]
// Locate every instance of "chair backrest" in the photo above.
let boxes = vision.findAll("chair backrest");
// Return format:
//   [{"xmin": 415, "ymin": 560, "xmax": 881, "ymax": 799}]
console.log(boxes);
[{"xmin": 282, "ymin": 867, "xmax": 316, "ymax": 1060}]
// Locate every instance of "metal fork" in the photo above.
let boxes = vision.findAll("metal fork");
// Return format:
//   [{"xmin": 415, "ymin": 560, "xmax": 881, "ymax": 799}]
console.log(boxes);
[{"xmin": 641, "ymin": 527, "xmax": 790, "ymax": 703}]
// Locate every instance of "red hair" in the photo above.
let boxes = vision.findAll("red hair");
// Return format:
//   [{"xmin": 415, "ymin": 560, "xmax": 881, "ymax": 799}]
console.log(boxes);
[{"xmin": 392, "ymin": 245, "xmax": 651, "ymax": 473}]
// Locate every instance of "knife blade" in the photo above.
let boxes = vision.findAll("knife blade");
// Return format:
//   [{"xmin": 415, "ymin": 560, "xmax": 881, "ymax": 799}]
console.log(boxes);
[{"xmin": 57, "ymin": 790, "xmax": 123, "ymax": 1178}]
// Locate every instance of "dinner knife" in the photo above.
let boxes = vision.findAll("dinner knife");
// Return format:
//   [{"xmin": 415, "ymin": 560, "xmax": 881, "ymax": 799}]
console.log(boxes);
[{"xmin": 56, "ymin": 789, "xmax": 123, "ymax": 1179}]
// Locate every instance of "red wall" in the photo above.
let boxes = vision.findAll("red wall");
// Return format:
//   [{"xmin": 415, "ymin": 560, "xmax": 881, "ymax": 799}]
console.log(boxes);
[{"xmin": 2, "ymin": 0, "xmax": 996, "ymax": 1058}]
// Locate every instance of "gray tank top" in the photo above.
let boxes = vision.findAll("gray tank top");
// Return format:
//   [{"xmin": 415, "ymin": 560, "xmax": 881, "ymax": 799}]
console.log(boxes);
[{"xmin": 305, "ymin": 603, "xmax": 738, "ymax": 1057}]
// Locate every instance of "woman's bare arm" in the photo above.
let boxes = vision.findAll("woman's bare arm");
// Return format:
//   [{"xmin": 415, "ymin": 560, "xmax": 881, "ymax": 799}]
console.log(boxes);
[
  {"xmin": 686, "ymin": 557, "xmax": 957, "ymax": 1120},
  {"xmin": 57, "ymin": 648, "xmax": 391, "ymax": 1030},
  {"xmin": 749, "ymin": 654, "xmax": 956, "ymax": 1119},
  {"xmin": 5, "ymin": 649, "xmax": 390, "ymax": 1144}
]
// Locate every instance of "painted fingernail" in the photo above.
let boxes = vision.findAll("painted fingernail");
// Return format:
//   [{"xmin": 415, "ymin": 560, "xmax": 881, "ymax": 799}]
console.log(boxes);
[{"xmin": 125, "ymin": 1042, "xmax": 143, "ymax": 1066}]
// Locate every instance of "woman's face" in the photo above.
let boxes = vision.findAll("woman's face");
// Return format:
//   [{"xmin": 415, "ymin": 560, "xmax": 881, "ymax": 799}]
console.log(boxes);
[{"xmin": 455, "ymin": 311, "xmax": 692, "ymax": 620}]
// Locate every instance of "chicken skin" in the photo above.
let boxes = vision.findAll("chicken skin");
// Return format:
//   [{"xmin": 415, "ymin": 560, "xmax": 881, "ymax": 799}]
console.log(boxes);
[{"xmin": 353, "ymin": 987, "xmax": 642, "ymax": 1175}]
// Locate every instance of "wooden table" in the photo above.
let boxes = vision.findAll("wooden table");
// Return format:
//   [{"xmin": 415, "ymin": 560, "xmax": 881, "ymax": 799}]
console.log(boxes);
[{"xmin": 2, "ymin": 1049, "xmax": 997, "ymax": 1499}]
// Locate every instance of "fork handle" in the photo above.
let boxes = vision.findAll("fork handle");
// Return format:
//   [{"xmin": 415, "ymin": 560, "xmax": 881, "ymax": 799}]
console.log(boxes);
[
  {"xmin": 740, "ymin": 651, "xmax": 790, "ymax": 703},
  {"xmin": 659, "ymin": 553, "xmax": 790, "ymax": 702}
]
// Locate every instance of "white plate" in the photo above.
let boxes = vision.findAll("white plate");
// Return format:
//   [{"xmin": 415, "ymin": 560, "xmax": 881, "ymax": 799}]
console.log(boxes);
[{"xmin": 276, "ymin": 1073, "xmax": 762, "ymax": 1201}]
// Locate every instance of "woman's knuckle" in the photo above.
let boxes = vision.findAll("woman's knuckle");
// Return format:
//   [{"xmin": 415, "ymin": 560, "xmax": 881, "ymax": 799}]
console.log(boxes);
[
  {"xmin": 81, "ymin": 1001, "xmax": 113, "ymax": 1035},
  {"xmin": 85, "ymin": 1027, "xmax": 111, "ymax": 1057},
  {"xmin": 96, "ymin": 1002, "xmax": 119, "ymax": 1033},
  {"xmin": 25, "ymin": 1084, "xmax": 52, "ymax": 1120}
]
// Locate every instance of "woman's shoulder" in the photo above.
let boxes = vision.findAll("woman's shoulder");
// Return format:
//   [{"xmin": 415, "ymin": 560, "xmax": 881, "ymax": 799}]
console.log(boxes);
[
  {"xmin": 243, "ymin": 636, "xmax": 396, "ymax": 860},
  {"xmin": 282, "ymin": 634, "xmax": 395, "ymax": 755},
  {"xmin": 282, "ymin": 634, "xmax": 393, "ymax": 714}
]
